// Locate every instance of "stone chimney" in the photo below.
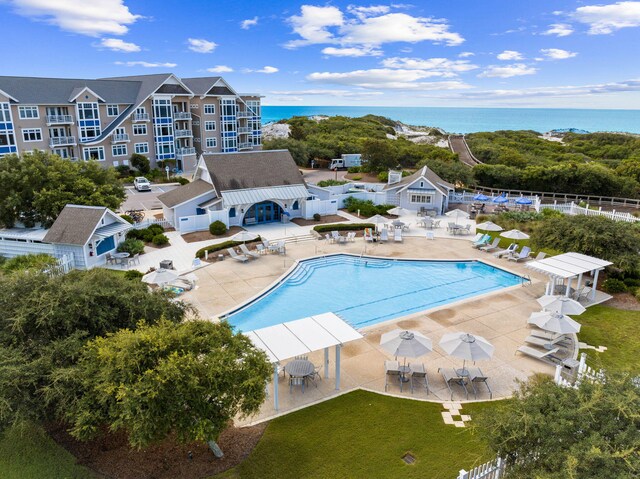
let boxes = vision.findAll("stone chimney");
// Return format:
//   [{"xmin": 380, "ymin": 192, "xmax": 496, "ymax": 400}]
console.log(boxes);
[{"xmin": 388, "ymin": 169, "xmax": 402, "ymax": 185}]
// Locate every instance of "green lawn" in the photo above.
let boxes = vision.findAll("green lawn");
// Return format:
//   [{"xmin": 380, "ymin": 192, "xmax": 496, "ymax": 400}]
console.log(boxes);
[
  {"xmin": 0, "ymin": 423, "xmax": 93, "ymax": 479},
  {"xmin": 578, "ymin": 305, "xmax": 640, "ymax": 372},
  {"xmin": 217, "ymin": 390, "xmax": 493, "ymax": 479}
]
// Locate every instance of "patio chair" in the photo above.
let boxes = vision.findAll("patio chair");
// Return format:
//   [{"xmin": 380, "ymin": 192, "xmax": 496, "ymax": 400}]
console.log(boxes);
[
  {"xmin": 276, "ymin": 240, "xmax": 286, "ymax": 255},
  {"xmin": 331, "ymin": 230, "xmax": 346, "ymax": 244},
  {"xmin": 439, "ymin": 367, "xmax": 468, "ymax": 400},
  {"xmin": 347, "ymin": 231, "xmax": 357, "ymax": 242},
  {"xmin": 447, "ymin": 222, "xmax": 457, "ymax": 233},
  {"xmin": 516, "ymin": 345, "xmax": 562, "ymax": 365},
  {"xmin": 262, "ymin": 239, "xmax": 271, "ymax": 250},
  {"xmin": 256, "ymin": 244, "xmax": 267, "ymax": 255},
  {"xmin": 325, "ymin": 233, "xmax": 333, "ymax": 244},
  {"xmin": 379, "ymin": 229, "xmax": 389, "ymax": 243},
  {"xmin": 432, "ymin": 220, "xmax": 441, "ymax": 228},
  {"xmin": 105, "ymin": 252, "xmax": 116, "ymax": 265},
  {"xmin": 573, "ymin": 286, "xmax": 592, "ymax": 302},
  {"xmin": 459, "ymin": 224, "xmax": 471, "ymax": 235},
  {"xmin": 289, "ymin": 376, "xmax": 305, "ymax": 393},
  {"xmin": 393, "ymin": 228, "xmax": 403, "ymax": 242},
  {"xmin": 494, "ymin": 243, "xmax": 518, "ymax": 258},
  {"xmin": 471, "ymin": 234, "xmax": 490, "ymax": 248},
  {"xmin": 402, "ymin": 223, "xmax": 411, "ymax": 232},
  {"xmin": 507, "ymin": 246, "xmax": 531, "ymax": 262},
  {"xmin": 240, "ymin": 243, "xmax": 260, "ymax": 259},
  {"xmin": 227, "ymin": 247, "xmax": 249, "ymax": 263},
  {"xmin": 409, "ymin": 363, "xmax": 429, "ymax": 395},
  {"xmin": 364, "ymin": 228, "xmax": 374, "ymax": 242},
  {"xmin": 467, "ymin": 367, "xmax": 492, "ymax": 399},
  {"xmin": 126, "ymin": 253, "xmax": 140, "ymax": 267},
  {"xmin": 530, "ymin": 329, "xmax": 568, "ymax": 342},
  {"xmin": 425, "ymin": 231, "xmax": 435, "ymax": 240},
  {"xmin": 384, "ymin": 360, "xmax": 403, "ymax": 392},
  {"xmin": 479, "ymin": 237, "xmax": 501, "ymax": 252}
]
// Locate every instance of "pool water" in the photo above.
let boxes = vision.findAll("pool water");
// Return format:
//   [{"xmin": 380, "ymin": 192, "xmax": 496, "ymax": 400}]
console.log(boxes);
[{"xmin": 226, "ymin": 254, "xmax": 522, "ymax": 331}]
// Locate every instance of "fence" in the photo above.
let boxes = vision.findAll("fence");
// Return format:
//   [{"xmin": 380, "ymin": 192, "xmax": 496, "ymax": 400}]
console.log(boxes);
[
  {"xmin": 457, "ymin": 457, "xmax": 505, "ymax": 479},
  {"xmin": 554, "ymin": 352, "xmax": 606, "ymax": 388},
  {"xmin": 449, "ymin": 191, "xmax": 542, "ymax": 211},
  {"xmin": 303, "ymin": 198, "xmax": 338, "ymax": 219},
  {"xmin": 541, "ymin": 201, "xmax": 640, "ymax": 223},
  {"xmin": 131, "ymin": 218, "xmax": 173, "ymax": 230},
  {"xmin": 177, "ymin": 209, "xmax": 229, "ymax": 233}
]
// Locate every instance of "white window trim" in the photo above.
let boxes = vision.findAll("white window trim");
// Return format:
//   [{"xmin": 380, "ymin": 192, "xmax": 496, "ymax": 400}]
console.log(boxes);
[
  {"xmin": 410, "ymin": 194, "xmax": 433, "ymax": 204},
  {"xmin": 204, "ymin": 104, "xmax": 216, "ymax": 115},
  {"xmin": 18, "ymin": 106, "xmax": 39, "ymax": 120},
  {"xmin": 133, "ymin": 124, "xmax": 147, "ymax": 136},
  {"xmin": 112, "ymin": 144, "xmax": 128, "ymax": 157},
  {"xmin": 134, "ymin": 142, "xmax": 149, "ymax": 154},
  {"xmin": 206, "ymin": 137, "xmax": 217, "ymax": 148},
  {"xmin": 107, "ymin": 104, "xmax": 119, "ymax": 117},
  {"xmin": 21, "ymin": 128, "xmax": 43, "ymax": 142},
  {"xmin": 83, "ymin": 146, "xmax": 105, "ymax": 161},
  {"xmin": 205, "ymin": 121, "xmax": 216, "ymax": 131}
]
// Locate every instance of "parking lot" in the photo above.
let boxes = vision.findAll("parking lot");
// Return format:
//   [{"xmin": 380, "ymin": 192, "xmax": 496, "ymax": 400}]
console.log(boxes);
[{"xmin": 120, "ymin": 184, "xmax": 179, "ymax": 212}]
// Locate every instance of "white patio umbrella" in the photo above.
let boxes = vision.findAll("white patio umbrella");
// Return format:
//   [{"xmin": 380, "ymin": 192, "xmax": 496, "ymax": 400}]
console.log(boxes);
[
  {"xmin": 445, "ymin": 208, "xmax": 470, "ymax": 225},
  {"xmin": 475, "ymin": 221, "xmax": 503, "ymax": 232},
  {"xmin": 387, "ymin": 206, "xmax": 412, "ymax": 217},
  {"xmin": 142, "ymin": 268, "xmax": 179, "ymax": 285},
  {"xmin": 537, "ymin": 295, "xmax": 586, "ymax": 315},
  {"xmin": 529, "ymin": 311, "xmax": 581, "ymax": 334},
  {"xmin": 367, "ymin": 214, "xmax": 388, "ymax": 231},
  {"xmin": 380, "ymin": 329, "xmax": 433, "ymax": 367},
  {"xmin": 500, "ymin": 229, "xmax": 530, "ymax": 240},
  {"xmin": 231, "ymin": 231, "xmax": 259, "ymax": 244},
  {"xmin": 439, "ymin": 332, "xmax": 494, "ymax": 376}
]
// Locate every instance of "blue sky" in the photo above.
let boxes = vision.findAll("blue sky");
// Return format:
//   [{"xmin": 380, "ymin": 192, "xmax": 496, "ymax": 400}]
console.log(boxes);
[{"xmin": 1, "ymin": 0, "xmax": 640, "ymax": 108}]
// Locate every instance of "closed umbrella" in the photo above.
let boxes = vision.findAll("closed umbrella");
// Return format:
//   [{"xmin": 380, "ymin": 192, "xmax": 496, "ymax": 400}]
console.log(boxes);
[
  {"xmin": 529, "ymin": 311, "xmax": 581, "ymax": 334},
  {"xmin": 473, "ymin": 193, "xmax": 489, "ymax": 201},
  {"xmin": 493, "ymin": 194, "xmax": 509, "ymax": 204},
  {"xmin": 439, "ymin": 332, "xmax": 494, "ymax": 376},
  {"xmin": 388, "ymin": 206, "xmax": 411, "ymax": 217},
  {"xmin": 537, "ymin": 295, "xmax": 586, "ymax": 315},
  {"xmin": 142, "ymin": 268, "xmax": 179, "ymax": 285},
  {"xmin": 475, "ymin": 221, "xmax": 503, "ymax": 232},
  {"xmin": 380, "ymin": 329, "xmax": 433, "ymax": 367},
  {"xmin": 500, "ymin": 229, "xmax": 530, "ymax": 240},
  {"xmin": 515, "ymin": 197, "xmax": 533, "ymax": 205},
  {"xmin": 231, "ymin": 231, "xmax": 259, "ymax": 244},
  {"xmin": 445, "ymin": 208, "xmax": 470, "ymax": 226}
]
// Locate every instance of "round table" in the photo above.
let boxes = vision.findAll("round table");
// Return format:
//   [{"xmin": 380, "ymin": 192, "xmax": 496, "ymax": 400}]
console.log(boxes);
[
  {"xmin": 285, "ymin": 359, "xmax": 314, "ymax": 378},
  {"xmin": 112, "ymin": 252, "xmax": 130, "ymax": 266}
]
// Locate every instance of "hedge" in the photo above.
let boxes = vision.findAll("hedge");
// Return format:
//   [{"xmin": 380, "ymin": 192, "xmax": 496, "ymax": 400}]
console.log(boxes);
[
  {"xmin": 195, "ymin": 237, "xmax": 262, "ymax": 259},
  {"xmin": 313, "ymin": 223, "xmax": 375, "ymax": 233}
]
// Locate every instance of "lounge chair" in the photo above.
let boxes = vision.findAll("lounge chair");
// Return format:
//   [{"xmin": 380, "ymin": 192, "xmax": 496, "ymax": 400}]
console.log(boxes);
[
  {"xmin": 240, "ymin": 243, "xmax": 260, "ymax": 259},
  {"xmin": 471, "ymin": 234, "xmax": 490, "ymax": 248},
  {"xmin": 516, "ymin": 345, "xmax": 562, "ymax": 364},
  {"xmin": 525, "ymin": 334, "xmax": 567, "ymax": 349},
  {"xmin": 325, "ymin": 233, "xmax": 333, "ymax": 244},
  {"xmin": 425, "ymin": 231, "xmax": 435, "ymax": 240},
  {"xmin": 479, "ymin": 237, "xmax": 501, "ymax": 252},
  {"xmin": 346, "ymin": 231, "xmax": 356, "ymax": 242},
  {"xmin": 331, "ymin": 230, "xmax": 346, "ymax": 244},
  {"xmin": 394, "ymin": 228, "xmax": 403, "ymax": 242},
  {"xmin": 494, "ymin": 243, "xmax": 518, "ymax": 258},
  {"xmin": 530, "ymin": 329, "xmax": 569, "ymax": 342},
  {"xmin": 227, "ymin": 247, "xmax": 249, "ymax": 263},
  {"xmin": 410, "ymin": 363, "xmax": 429, "ymax": 394},
  {"xmin": 531, "ymin": 251, "xmax": 546, "ymax": 261},
  {"xmin": 384, "ymin": 360, "xmax": 403, "ymax": 392},
  {"xmin": 439, "ymin": 367, "xmax": 468, "ymax": 400},
  {"xmin": 467, "ymin": 367, "xmax": 492, "ymax": 399},
  {"xmin": 379, "ymin": 229, "xmax": 389, "ymax": 243},
  {"xmin": 470, "ymin": 233, "xmax": 484, "ymax": 243},
  {"xmin": 363, "ymin": 228, "xmax": 374, "ymax": 242},
  {"xmin": 507, "ymin": 246, "xmax": 531, "ymax": 262}
]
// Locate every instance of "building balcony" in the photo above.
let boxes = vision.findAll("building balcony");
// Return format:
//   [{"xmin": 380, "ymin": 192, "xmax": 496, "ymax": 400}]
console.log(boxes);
[
  {"xmin": 46, "ymin": 115, "xmax": 74, "ymax": 125},
  {"xmin": 238, "ymin": 142, "xmax": 253, "ymax": 150},
  {"xmin": 173, "ymin": 111, "xmax": 192, "ymax": 120},
  {"xmin": 176, "ymin": 147, "xmax": 196, "ymax": 158},
  {"xmin": 111, "ymin": 133, "xmax": 130, "ymax": 143},
  {"xmin": 174, "ymin": 129, "xmax": 193, "ymax": 138},
  {"xmin": 49, "ymin": 136, "xmax": 76, "ymax": 147},
  {"xmin": 237, "ymin": 127, "xmax": 251, "ymax": 134},
  {"xmin": 236, "ymin": 110, "xmax": 252, "ymax": 119},
  {"xmin": 131, "ymin": 113, "xmax": 150, "ymax": 122}
]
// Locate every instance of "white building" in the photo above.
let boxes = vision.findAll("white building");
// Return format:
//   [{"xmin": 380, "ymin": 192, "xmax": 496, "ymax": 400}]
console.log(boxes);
[{"xmin": 383, "ymin": 166, "xmax": 454, "ymax": 215}]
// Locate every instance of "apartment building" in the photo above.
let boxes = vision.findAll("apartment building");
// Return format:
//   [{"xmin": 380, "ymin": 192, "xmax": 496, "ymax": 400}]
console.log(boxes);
[{"xmin": 0, "ymin": 74, "xmax": 262, "ymax": 173}]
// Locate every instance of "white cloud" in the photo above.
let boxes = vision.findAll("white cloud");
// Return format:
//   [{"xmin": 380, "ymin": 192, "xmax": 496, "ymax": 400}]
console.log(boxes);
[
  {"xmin": 271, "ymin": 89, "xmax": 384, "ymax": 98},
  {"xmin": 479, "ymin": 63, "xmax": 537, "ymax": 78},
  {"xmin": 7, "ymin": 0, "xmax": 141, "ymax": 36},
  {"xmin": 307, "ymin": 68, "xmax": 471, "ymax": 90},
  {"xmin": 244, "ymin": 66, "xmax": 279, "ymax": 74},
  {"xmin": 98, "ymin": 38, "xmax": 140, "ymax": 52},
  {"xmin": 321, "ymin": 46, "xmax": 383, "ymax": 57},
  {"xmin": 496, "ymin": 50, "xmax": 523, "ymax": 61},
  {"xmin": 458, "ymin": 51, "xmax": 475, "ymax": 58},
  {"xmin": 573, "ymin": 1, "xmax": 640, "ymax": 34},
  {"xmin": 346, "ymin": 5, "xmax": 391, "ymax": 19},
  {"xmin": 542, "ymin": 23, "xmax": 574, "ymax": 37},
  {"xmin": 115, "ymin": 61, "xmax": 176, "ymax": 68},
  {"xmin": 206, "ymin": 65, "xmax": 233, "ymax": 73},
  {"xmin": 241, "ymin": 16, "xmax": 259, "ymax": 29},
  {"xmin": 285, "ymin": 5, "xmax": 344, "ymax": 48},
  {"xmin": 380, "ymin": 57, "xmax": 478, "ymax": 75},
  {"xmin": 187, "ymin": 38, "xmax": 217, "ymax": 53},
  {"xmin": 540, "ymin": 48, "xmax": 577, "ymax": 60}
]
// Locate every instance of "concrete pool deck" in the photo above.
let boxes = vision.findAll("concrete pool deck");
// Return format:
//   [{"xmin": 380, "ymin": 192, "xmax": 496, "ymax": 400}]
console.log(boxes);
[{"xmin": 181, "ymin": 236, "xmax": 592, "ymax": 425}]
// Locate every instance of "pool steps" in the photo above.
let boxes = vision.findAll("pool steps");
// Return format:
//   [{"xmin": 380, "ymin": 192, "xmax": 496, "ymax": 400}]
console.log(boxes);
[{"xmin": 286, "ymin": 256, "xmax": 391, "ymax": 286}]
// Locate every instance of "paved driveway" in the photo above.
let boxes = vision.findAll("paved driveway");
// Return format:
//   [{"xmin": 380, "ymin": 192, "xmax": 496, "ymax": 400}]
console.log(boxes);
[
  {"xmin": 120, "ymin": 184, "xmax": 179, "ymax": 212},
  {"xmin": 300, "ymin": 168, "xmax": 347, "ymax": 184}
]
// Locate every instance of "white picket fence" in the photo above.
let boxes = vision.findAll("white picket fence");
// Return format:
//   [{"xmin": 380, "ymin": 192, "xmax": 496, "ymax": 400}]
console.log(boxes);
[
  {"xmin": 131, "ymin": 218, "xmax": 173, "ymax": 230},
  {"xmin": 177, "ymin": 209, "xmax": 229, "ymax": 233},
  {"xmin": 554, "ymin": 352, "xmax": 605, "ymax": 388},
  {"xmin": 541, "ymin": 201, "xmax": 640, "ymax": 223},
  {"xmin": 303, "ymin": 198, "xmax": 338, "ymax": 219},
  {"xmin": 457, "ymin": 457, "xmax": 505, "ymax": 479}
]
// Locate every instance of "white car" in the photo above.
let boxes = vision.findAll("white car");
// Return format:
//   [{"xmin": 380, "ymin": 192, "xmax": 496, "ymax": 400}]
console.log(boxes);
[{"xmin": 134, "ymin": 177, "xmax": 151, "ymax": 192}]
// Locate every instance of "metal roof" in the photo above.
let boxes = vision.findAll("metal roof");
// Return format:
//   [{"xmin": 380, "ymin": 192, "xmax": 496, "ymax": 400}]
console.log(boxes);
[
  {"xmin": 525, "ymin": 252, "xmax": 612, "ymax": 279},
  {"xmin": 245, "ymin": 312, "xmax": 363, "ymax": 363},
  {"xmin": 93, "ymin": 221, "xmax": 132, "ymax": 239},
  {"xmin": 0, "ymin": 227, "xmax": 48, "ymax": 241},
  {"xmin": 222, "ymin": 185, "xmax": 309, "ymax": 207}
]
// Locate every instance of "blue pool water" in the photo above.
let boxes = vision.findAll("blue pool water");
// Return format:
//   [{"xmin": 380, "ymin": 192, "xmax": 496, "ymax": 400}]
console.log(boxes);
[{"xmin": 226, "ymin": 255, "xmax": 522, "ymax": 331}]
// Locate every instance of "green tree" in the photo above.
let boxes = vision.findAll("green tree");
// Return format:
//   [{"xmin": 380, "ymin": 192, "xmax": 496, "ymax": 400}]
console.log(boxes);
[
  {"xmin": 262, "ymin": 138, "xmax": 310, "ymax": 166},
  {"xmin": 0, "ymin": 151, "xmax": 125, "ymax": 228},
  {"xmin": 130, "ymin": 153, "xmax": 151, "ymax": 174},
  {"xmin": 0, "ymin": 253, "xmax": 59, "ymax": 274},
  {"xmin": 361, "ymin": 139, "xmax": 398, "ymax": 173},
  {"xmin": 68, "ymin": 319, "xmax": 271, "ymax": 448},
  {"xmin": 477, "ymin": 374, "xmax": 640, "ymax": 478}
]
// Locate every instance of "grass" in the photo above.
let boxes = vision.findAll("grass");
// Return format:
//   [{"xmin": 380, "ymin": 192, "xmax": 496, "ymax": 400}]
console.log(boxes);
[
  {"xmin": 577, "ymin": 305, "xmax": 640, "ymax": 372},
  {"xmin": 0, "ymin": 423, "xmax": 93, "ymax": 479},
  {"xmin": 217, "ymin": 390, "xmax": 494, "ymax": 479}
]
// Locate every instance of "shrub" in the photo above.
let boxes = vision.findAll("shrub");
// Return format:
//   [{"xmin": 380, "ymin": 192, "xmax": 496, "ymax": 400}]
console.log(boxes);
[
  {"xmin": 313, "ymin": 223, "xmax": 375, "ymax": 233},
  {"xmin": 347, "ymin": 166, "xmax": 361, "ymax": 173},
  {"xmin": 602, "ymin": 278, "xmax": 627, "ymax": 294},
  {"xmin": 130, "ymin": 153, "xmax": 150, "ymax": 174},
  {"xmin": 176, "ymin": 177, "xmax": 190, "ymax": 185},
  {"xmin": 343, "ymin": 197, "xmax": 394, "ymax": 217},
  {"xmin": 124, "ymin": 270, "xmax": 144, "ymax": 280},
  {"xmin": 377, "ymin": 171, "xmax": 388, "ymax": 182},
  {"xmin": 313, "ymin": 213, "xmax": 321, "ymax": 221},
  {"xmin": 120, "ymin": 214, "xmax": 134, "ymax": 224},
  {"xmin": 209, "ymin": 220, "xmax": 227, "ymax": 236},
  {"xmin": 152, "ymin": 233, "xmax": 169, "ymax": 246},
  {"xmin": 118, "ymin": 238, "xmax": 145, "ymax": 256},
  {"xmin": 351, "ymin": 175, "xmax": 362, "ymax": 180},
  {"xmin": 115, "ymin": 164, "xmax": 132, "ymax": 178},
  {"xmin": 148, "ymin": 223, "xmax": 165, "ymax": 235},
  {"xmin": 0, "ymin": 253, "xmax": 59, "ymax": 273},
  {"xmin": 623, "ymin": 277, "xmax": 640, "ymax": 288},
  {"xmin": 195, "ymin": 237, "xmax": 262, "ymax": 259},
  {"xmin": 317, "ymin": 179, "xmax": 348, "ymax": 187}
]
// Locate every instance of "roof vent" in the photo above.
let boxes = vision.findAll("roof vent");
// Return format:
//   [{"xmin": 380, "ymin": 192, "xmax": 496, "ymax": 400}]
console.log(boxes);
[{"xmin": 388, "ymin": 170, "xmax": 402, "ymax": 185}]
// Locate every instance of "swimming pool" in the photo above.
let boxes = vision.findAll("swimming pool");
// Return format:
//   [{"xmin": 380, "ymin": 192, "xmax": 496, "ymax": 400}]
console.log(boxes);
[{"xmin": 225, "ymin": 254, "xmax": 523, "ymax": 331}]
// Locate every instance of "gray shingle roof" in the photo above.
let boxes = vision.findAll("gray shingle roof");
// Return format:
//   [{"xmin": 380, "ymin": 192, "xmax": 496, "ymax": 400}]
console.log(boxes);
[
  {"xmin": 203, "ymin": 150, "xmax": 305, "ymax": 192},
  {"xmin": 43, "ymin": 205, "xmax": 107, "ymax": 245},
  {"xmin": 157, "ymin": 179, "xmax": 214, "ymax": 208},
  {"xmin": 383, "ymin": 166, "xmax": 454, "ymax": 192},
  {"xmin": 182, "ymin": 77, "xmax": 223, "ymax": 96}
]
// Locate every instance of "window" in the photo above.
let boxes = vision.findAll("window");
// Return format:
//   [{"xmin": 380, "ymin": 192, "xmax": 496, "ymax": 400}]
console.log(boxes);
[
  {"xmin": 205, "ymin": 137, "xmax": 217, "ymax": 148},
  {"xmin": 83, "ymin": 146, "xmax": 105, "ymax": 161},
  {"xmin": 229, "ymin": 207, "xmax": 236, "ymax": 218},
  {"xmin": 22, "ymin": 128, "xmax": 42, "ymax": 142},
  {"xmin": 18, "ymin": 106, "xmax": 39, "ymax": 119},
  {"xmin": 410, "ymin": 194, "xmax": 433, "ymax": 204},
  {"xmin": 205, "ymin": 121, "xmax": 216, "ymax": 131},
  {"xmin": 135, "ymin": 142, "xmax": 149, "ymax": 154},
  {"xmin": 107, "ymin": 104, "xmax": 119, "ymax": 116},
  {"xmin": 204, "ymin": 104, "xmax": 216, "ymax": 115},
  {"xmin": 52, "ymin": 148, "xmax": 70, "ymax": 159},
  {"xmin": 77, "ymin": 103, "xmax": 101, "ymax": 141},
  {"xmin": 292, "ymin": 200, "xmax": 299, "ymax": 210},
  {"xmin": 221, "ymin": 99, "xmax": 236, "ymax": 117},
  {"xmin": 112, "ymin": 144, "xmax": 127, "ymax": 157},
  {"xmin": 222, "ymin": 136, "xmax": 237, "ymax": 152},
  {"xmin": 135, "ymin": 107, "xmax": 146, "ymax": 115},
  {"xmin": 133, "ymin": 124, "xmax": 147, "ymax": 135}
]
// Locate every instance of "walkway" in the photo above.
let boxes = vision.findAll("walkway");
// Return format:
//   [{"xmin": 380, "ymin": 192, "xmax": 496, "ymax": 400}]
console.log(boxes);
[{"xmin": 449, "ymin": 135, "xmax": 482, "ymax": 166}]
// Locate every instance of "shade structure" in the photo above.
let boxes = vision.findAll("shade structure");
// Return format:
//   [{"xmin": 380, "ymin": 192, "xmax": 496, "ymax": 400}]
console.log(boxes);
[
  {"xmin": 475, "ymin": 221, "xmax": 503, "ymax": 232},
  {"xmin": 388, "ymin": 206, "xmax": 412, "ymax": 217},
  {"xmin": 231, "ymin": 231, "xmax": 259, "ymax": 243},
  {"xmin": 500, "ymin": 229, "xmax": 530, "ymax": 240},
  {"xmin": 380, "ymin": 329, "xmax": 433, "ymax": 359},
  {"xmin": 473, "ymin": 193, "xmax": 489, "ymax": 201},
  {"xmin": 445, "ymin": 208, "xmax": 469, "ymax": 225},
  {"xmin": 515, "ymin": 197, "xmax": 533, "ymax": 205},
  {"xmin": 493, "ymin": 194, "xmax": 509, "ymax": 204},
  {"xmin": 142, "ymin": 268, "xmax": 179, "ymax": 285},
  {"xmin": 439, "ymin": 333, "xmax": 494, "ymax": 375},
  {"xmin": 537, "ymin": 295, "xmax": 586, "ymax": 315},
  {"xmin": 367, "ymin": 214, "xmax": 388, "ymax": 230},
  {"xmin": 529, "ymin": 311, "xmax": 581, "ymax": 334}
]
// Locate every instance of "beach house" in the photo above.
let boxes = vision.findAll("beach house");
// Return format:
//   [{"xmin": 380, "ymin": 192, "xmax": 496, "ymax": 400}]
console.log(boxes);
[{"xmin": 383, "ymin": 166, "xmax": 454, "ymax": 215}]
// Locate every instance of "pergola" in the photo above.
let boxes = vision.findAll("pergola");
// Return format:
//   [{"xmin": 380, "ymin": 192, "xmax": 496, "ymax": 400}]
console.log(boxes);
[
  {"xmin": 525, "ymin": 252, "xmax": 612, "ymax": 300},
  {"xmin": 245, "ymin": 312, "xmax": 363, "ymax": 411}
]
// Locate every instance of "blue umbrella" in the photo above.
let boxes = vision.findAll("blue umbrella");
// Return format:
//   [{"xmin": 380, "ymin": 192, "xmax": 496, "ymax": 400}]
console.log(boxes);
[
  {"xmin": 515, "ymin": 197, "xmax": 533, "ymax": 205},
  {"xmin": 493, "ymin": 194, "xmax": 509, "ymax": 204},
  {"xmin": 473, "ymin": 193, "xmax": 489, "ymax": 201}
]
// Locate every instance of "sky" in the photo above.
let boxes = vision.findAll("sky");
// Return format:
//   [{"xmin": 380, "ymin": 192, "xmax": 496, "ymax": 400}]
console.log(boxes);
[{"xmin": 1, "ymin": 0, "xmax": 640, "ymax": 108}]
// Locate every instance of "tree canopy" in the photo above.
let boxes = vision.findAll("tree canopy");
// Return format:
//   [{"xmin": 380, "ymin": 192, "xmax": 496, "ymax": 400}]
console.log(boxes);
[{"xmin": 0, "ymin": 151, "xmax": 126, "ymax": 228}]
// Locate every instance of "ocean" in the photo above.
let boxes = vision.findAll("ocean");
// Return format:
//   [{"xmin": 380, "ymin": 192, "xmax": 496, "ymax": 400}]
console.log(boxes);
[{"xmin": 261, "ymin": 106, "xmax": 640, "ymax": 134}]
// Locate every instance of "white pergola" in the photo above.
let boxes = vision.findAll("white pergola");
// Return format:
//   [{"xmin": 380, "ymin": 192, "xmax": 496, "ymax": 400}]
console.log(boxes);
[
  {"xmin": 525, "ymin": 252, "xmax": 612, "ymax": 300},
  {"xmin": 245, "ymin": 312, "xmax": 363, "ymax": 411}
]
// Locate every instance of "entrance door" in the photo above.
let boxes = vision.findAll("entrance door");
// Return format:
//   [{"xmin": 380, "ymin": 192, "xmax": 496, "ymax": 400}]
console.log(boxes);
[{"xmin": 244, "ymin": 201, "xmax": 282, "ymax": 225}]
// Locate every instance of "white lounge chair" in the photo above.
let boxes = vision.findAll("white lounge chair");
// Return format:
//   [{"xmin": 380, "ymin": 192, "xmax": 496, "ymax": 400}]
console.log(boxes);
[
  {"xmin": 384, "ymin": 360, "xmax": 403, "ymax": 392},
  {"xmin": 524, "ymin": 335, "xmax": 566, "ymax": 348},
  {"xmin": 438, "ymin": 367, "xmax": 468, "ymax": 400},
  {"xmin": 346, "ymin": 231, "xmax": 356, "ymax": 242},
  {"xmin": 227, "ymin": 247, "xmax": 249, "ymax": 263},
  {"xmin": 379, "ymin": 229, "xmax": 389, "ymax": 243},
  {"xmin": 472, "ymin": 234, "xmax": 491, "ymax": 248},
  {"xmin": 532, "ymin": 251, "xmax": 546, "ymax": 261},
  {"xmin": 331, "ymin": 230, "xmax": 346, "ymax": 244},
  {"xmin": 470, "ymin": 233, "xmax": 483, "ymax": 243},
  {"xmin": 494, "ymin": 243, "xmax": 518, "ymax": 258},
  {"xmin": 393, "ymin": 228, "xmax": 403, "ymax": 242},
  {"xmin": 507, "ymin": 246, "xmax": 531, "ymax": 262},
  {"xmin": 409, "ymin": 363, "xmax": 429, "ymax": 394},
  {"xmin": 516, "ymin": 345, "xmax": 561, "ymax": 364},
  {"xmin": 467, "ymin": 367, "xmax": 492, "ymax": 399},
  {"xmin": 363, "ymin": 228, "xmax": 374, "ymax": 242},
  {"xmin": 479, "ymin": 237, "xmax": 501, "ymax": 252},
  {"xmin": 240, "ymin": 243, "xmax": 260, "ymax": 259}
]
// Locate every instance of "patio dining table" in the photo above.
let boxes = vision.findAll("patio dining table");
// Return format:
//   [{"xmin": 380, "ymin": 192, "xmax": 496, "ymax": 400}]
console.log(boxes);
[
  {"xmin": 284, "ymin": 359, "xmax": 315, "ymax": 378},
  {"xmin": 112, "ymin": 252, "xmax": 130, "ymax": 266}
]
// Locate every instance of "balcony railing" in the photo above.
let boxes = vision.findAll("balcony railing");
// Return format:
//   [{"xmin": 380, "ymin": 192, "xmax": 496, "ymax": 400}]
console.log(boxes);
[
  {"xmin": 238, "ymin": 142, "xmax": 253, "ymax": 150},
  {"xmin": 49, "ymin": 136, "xmax": 76, "ymax": 147},
  {"xmin": 237, "ymin": 127, "xmax": 251, "ymax": 134},
  {"xmin": 173, "ymin": 111, "xmax": 192, "ymax": 120},
  {"xmin": 176, "ymin": 147, "xmax": 196, "ymax": 157},
  {"xmin": 46, "ymin": 114, "xmax": 73, "ymax": 125},
  {"xmin": 111, "ymin": 133, "xmax": 130, "ymax": 143},
  {"xmin": 236, "ymin": 110, "xmax": 255, "ymax": 119},
  {"xmin": 174, "ymin": 129, "xmax": 193, "ymax": 138},
  {"xmin": 131, "ymin": 113, "xmax": 149, "ymax": 122}
]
